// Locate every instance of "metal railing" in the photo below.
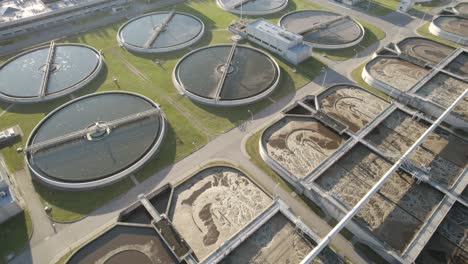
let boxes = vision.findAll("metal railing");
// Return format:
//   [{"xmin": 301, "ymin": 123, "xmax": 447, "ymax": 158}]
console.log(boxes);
[
  {"xmin": 214, "ymin": 42, "xmax": 237, "ymax": 101},
  {"xmin": 143, "ymin": 10, "xmax": 175, "ymax": 49},
  {"xmin": 39, "ymin": 41, "xmax": 56, "ymax": 97}
]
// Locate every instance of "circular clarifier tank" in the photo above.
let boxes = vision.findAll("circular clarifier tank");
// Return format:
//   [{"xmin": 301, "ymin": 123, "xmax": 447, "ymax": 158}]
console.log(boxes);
[
  {"xmin": 217, "ymin": 0, "xmax": 288, "ymax": 15},
  {"xmin": 279, "ymin": 10, "xmax": 365, "ymax": 49},
  {"xmin": 0, "ymin": 43, "xmax": 103, "ymax": 103},
  {"xmin": 173, "ymin": 44, "xmax": 280, "ymax": 106},
  {"xmin": 25, "ymin": 91, "xmax": 167, "ymax": 190},
  {"xmin": 117, "ymin": 11, "xmax": 205, "ymax": 53}
]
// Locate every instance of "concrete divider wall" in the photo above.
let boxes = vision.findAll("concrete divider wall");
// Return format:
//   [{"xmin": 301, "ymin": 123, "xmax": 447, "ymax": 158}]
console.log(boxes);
[
  {"xmin": 429, "ymin": 19, "xmax": 468, "ymax": 46},
  {"xmin": 361, "ymin": 60, "xmax": 468, "ymax": 129},
  {"xmin": 216, "ymin": 0, "xmax": 288, "ymax": 16}
]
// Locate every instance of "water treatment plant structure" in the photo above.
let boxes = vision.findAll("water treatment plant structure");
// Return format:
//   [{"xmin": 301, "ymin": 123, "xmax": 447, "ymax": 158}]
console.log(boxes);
[
  {"xmin": 260, "ymin": 84, "xmax": 467, "ymax": 263},
  {"xmin": 173, "ymin": 43, "xmax": 281, "ymax": 106},
  {"xmin": 25, "ymin": 91, "xmax": 167, "ymax": 190},
  {"xmin": 279, "ymin": 10, "xmax": 365, "ymax": 50},
  {"xmin": 216, "ymin": 0, "xmax": 288, "ymax": 16},
  {"xmin": 0, "ymin": 42, "xmax": 103, "ymax": 103},
  {"xmin": 362, "ymin": 37, "xmax": 467, "ymax": 129},
  {"xmin": 117, "ymin": 11, "xmax": 205, "ymax": 54},
  {"xmin": 429, "ymin": 3, "xmax": 468, "ymax": 46},
  {"xmin": 64, "ymin": 165, "xmax": 346, "ymax": 264}
]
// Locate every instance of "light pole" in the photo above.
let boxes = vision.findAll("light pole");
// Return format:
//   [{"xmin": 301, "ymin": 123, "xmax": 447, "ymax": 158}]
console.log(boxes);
[
  {"xmin": 353, "ymin": 48, "xmax": 358, "ymax": 59},
  {"xmin": 273, "ymin": 182, "xmax": 280, "ymax": 198},
  {"xmin": 247, "ymin": 109, "xmax": 253, "ymax": 123},
  {"xmin": 241, "ymin": 2, "xmax": 244, "ymax": 21},
  {"xmin": 321, "ymin": 67, "xmax": 328, "ymax": 87}
]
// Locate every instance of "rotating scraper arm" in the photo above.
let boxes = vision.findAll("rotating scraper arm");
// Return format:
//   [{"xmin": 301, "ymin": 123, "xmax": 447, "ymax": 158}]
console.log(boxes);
[
  {"xmin": 144, "ymin": 11, "xmax": 176, "ymax": 49},
  {"xmin": 24, "ymin": 108, "xmax": 160, "ymax": 153}
]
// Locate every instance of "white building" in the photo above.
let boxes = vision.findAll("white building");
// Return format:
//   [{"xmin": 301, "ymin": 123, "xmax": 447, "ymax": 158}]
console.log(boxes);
[{"xmin": 246, "ymin": 19, "xmax": 311, "ymax": 65}]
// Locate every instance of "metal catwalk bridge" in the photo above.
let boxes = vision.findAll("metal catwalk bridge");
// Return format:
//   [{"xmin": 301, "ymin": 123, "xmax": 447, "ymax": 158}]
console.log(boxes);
[
  {"xmin": 143, "ymin": 10, "xmax": 175, "ymax": 49},
  {"xmin": 24, "ymin": 108, "xmax": 160, "ymax": 154}
]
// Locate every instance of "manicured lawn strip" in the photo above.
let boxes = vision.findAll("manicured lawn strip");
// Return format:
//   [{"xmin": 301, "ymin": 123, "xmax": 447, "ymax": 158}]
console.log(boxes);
[
  {"xmin": 0, "ymin": 100, "xmax": 66, "ymax": 172},
  {"xmin": 315, "ymin": 21, "xmax": 386, "ymax": 61},
  {"xmin": 0, "ymin": 211, "xmax": 32, "ymax": 263},
  {"xmin": 412, "ymin": 0, "xmax": 445, "ymax": 12},
  {"xmin": 34, "ymin": 178, "xmax": 134, "ymax": 222},
  {"xmin": 55, "ymin": 251, "xmax": 73, "ymax": 264},
  {"xmin": 416, "ymin": 22, "xmax": 460, "ymax": 48},
  {"xmin": 356, "ymin": 0, "xmax": 398, "ymax": 16}
]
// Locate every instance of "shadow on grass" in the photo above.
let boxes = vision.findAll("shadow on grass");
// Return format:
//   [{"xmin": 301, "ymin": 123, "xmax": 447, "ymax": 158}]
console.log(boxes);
[
  {"xmin": 33, "ymin": 176, "xmax": 134, "ymax": 222},
  {"xmin": 136, "ymin": 121, "xmax": 177, "ymax": 182},
  {"xmin": 63, "ymin": 24, "xmax": 122, "ymax": 46},
  {"xmin": 175, "ymin": 3, "xmax": 219, "ymax": 30},
  {"xmin": 296, "ymin": 56, "xmax": 326, "ymax": 81},
  {"xmin": 356, "ymin": 1, "xmax": 395, "ymax": 17},
  {"xmin": 0, "ymin": 211, "xmax": 32, "ymax": 263}
]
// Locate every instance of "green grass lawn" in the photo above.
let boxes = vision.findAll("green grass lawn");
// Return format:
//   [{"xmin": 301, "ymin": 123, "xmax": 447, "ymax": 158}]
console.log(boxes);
[
  {"xmin": 55, "ymin": 251, "xmax": 72, "ymax": 264},
  {"xmin": 416, "ymin": 22, "xmax": 461, "ymax": 48},
  {"xmin": 412, "ymin": 0, "xmax": 446, "ymax": 12},
  {"xmin": 0, "ymin": 211, "xmax": 32, "ymax": 264},
  {"xmin": 356, "ymin": 0, "xmax": 399, "ymax": 16},
  {"xmin": 315, "ymin": 21, "xmax": 386, "ymax": 61},
  {"xmin": 0, "ymin": 0, "xmax": 324, "ymax": 221},
  {"xmin": 34, "ymin": 179, "xmax": 134, "ymax": 222}
]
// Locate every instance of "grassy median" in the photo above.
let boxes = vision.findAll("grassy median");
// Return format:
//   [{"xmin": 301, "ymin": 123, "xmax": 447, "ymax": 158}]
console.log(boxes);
[{"xmin": 0, "ymin": 211, "xmax": 32, "ymax": 263}]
